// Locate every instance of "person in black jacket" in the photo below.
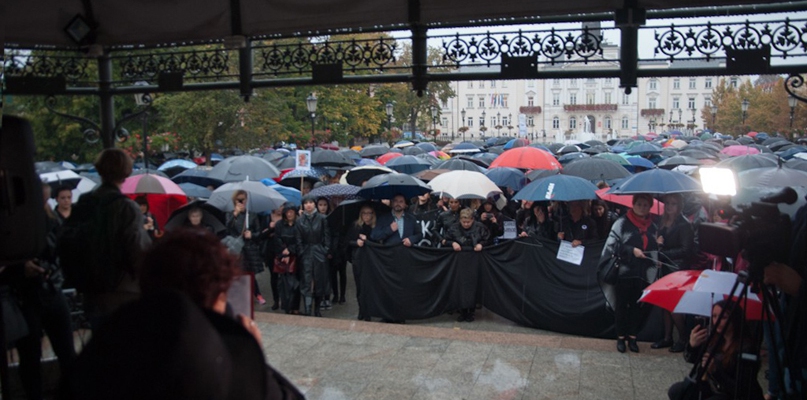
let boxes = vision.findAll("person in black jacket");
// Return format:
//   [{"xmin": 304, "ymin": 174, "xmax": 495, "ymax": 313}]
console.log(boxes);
[
  {"xmin": 518, "ymin": 202, "xmax": 556, "ymax": 240},
  {"xmin": 346, "ymin": 204, "xmax": 377, "ymax": 321},
  {"xmin": 591, "ymin": 199, "xmax": 618, "ymax": 241},
  {"xmin": 433, "ymin": 198, "xmax": 462, "ymax": 247},
  {"xmin": 273, "ymin": 205, "xmax": 300, "ymax": 314},
  {"xmin": 652, "ymin": 193, "xmax": 696, "ymax": 352},
  {"xmin": 600, "ymin": 193, "xmax": 658, "ymax": 353},
  {"xmin": 444, "ymin": 208, "xmax": 491, "ymax": 322},
  {"xmin": 558, "ymin": 200, "xmax": 599, "ymax": 247},
  {"xmin": 295, "ymin": 196, "xmax": 331, "ymax": 316},
  {"xmin": 476, "ymin": 199, "xmax": 503, "ymax": 239},
  {"xmin": 225, "ymin": 190, "xmax": 265, "ymax": 305},
  {"xmin": 370, "ymin": 194, "xmax": 423, "ymax": 246}
]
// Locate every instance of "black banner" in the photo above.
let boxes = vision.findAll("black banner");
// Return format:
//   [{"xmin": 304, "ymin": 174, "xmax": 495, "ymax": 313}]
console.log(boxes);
[{"xmin": 358, "ymin": 238, "xmax": 662, "ymax": 340}]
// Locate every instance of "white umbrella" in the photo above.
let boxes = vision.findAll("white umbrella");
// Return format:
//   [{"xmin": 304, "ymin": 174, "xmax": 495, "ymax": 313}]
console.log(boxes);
[
  {"xmin": 40, "ymin": 170, "xmax": 97, "ymax": 203},
  {"xmin": 428, "ymin": 170, "xmax": 502, "ymax": 200},
  {"xmin": 207, "ymin": 180, "xmax": 287, "ymax": 215}
]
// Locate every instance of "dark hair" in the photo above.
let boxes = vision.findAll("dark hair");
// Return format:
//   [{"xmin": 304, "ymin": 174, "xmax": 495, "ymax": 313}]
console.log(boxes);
[
  {"xmin": 94, "ymin": 148, "xmax": 133, "ymax": 184},
  {"xmin": 134, "ymin": 195, "xmax": 149, "ymax": 208},
  {"xmin": 54, "ymin": 184, "xmax": 74, "ymax": 198},
  {"xmin": 712, "ymin": 299, "xmax": 746, "ymax": 369},
  {"xmin": 632, "ymin": 193, "xmax": 653, "ymax": 206},
  {"xmin": 139, "ymin": 229, "xmax": 241, "ymax": 310}
]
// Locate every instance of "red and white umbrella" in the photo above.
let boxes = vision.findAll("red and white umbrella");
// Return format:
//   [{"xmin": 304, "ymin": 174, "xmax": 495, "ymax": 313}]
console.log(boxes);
[
  {"xmin": 639, "ymin": 270, "xmax": 767, "ymax": 320},
  {"xmin": 121, "ymin": 173, "xmax": 188, "ymax": 228}
]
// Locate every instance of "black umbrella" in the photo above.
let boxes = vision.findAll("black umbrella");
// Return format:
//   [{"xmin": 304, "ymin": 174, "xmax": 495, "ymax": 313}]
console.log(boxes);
[
  {"xmin": 327, "ymin": 199, "xmax": 390, "ymax": 231},
  {"xmin": 415, "ymin": 153, "xmax": 441, "ymax": 166},
  {"xmin": 208, "ymin": 155, "xmax": 281, "ymax": 182},
  {"xmin": 308, "ymin": 183, "xmax": 361, "ymax": 201},
  {"xmin": 360, "ymin": 145, "xmax": 390, "ymax": 158},
  {"xmin": 164, "ymin": 200, "xmax": 227, "ymax": 234},
  {"xmin": 786, "ymin": 159, "xmax": 807, "ymax": 172},
  {"xmin": 526, "ymin": 168, "xmax": 561, "ymax": 182},
  {"xmin": 738, "ymin": 167, "xmax": 807, "ymax": 188},
  {"xmin": 769, "ymin": 141, "xmax": 794, "ymax": 152},
  {"xmin": 262, "ymin": 151, "xmax": 286, "ymax": 163},
  {"xmin": 339, "ymin": 149, "xmax": 362, "ymax": 161},
  {"xmin": 357, "ymin": 172, "xmax": 431, "ymax": 200},
  {"xmin": 433, "ymin": 158, "xmax": 485, "ymax": 172},
  {"xmin": 762, "ymin": 137, "xmax": 790, "ymax": 147},
  {"xmin": 312, "ymin": 149, "xmax": 356, "ymax": 168},
  {"xmin": 679, "ymin": 149, "xmax": 719, "ymax": 160},
  {"xmin": 585, "ymin": 140, "xmax": 605, "ymax": 146},
  {"xmin": 385, "ymin": 155, "xmax": 432, "ymax": 174},
  {"xmin": 274, "ymin": 155, "xmax": 296, "ymax": 169},
  {"xmin": 626, "ymin": 143, "xmax": 663, "ymax": 156},
  {"xmin": 557, "ymin": 145, "xmax": 581, "ymax": 155},
  {"xmin": 178, "ymin": 182, "xmax": 213, "ymax": 198},
  {"xmin": 715, "ymin": 154, "xmax": 778, "ymax": 172},
  {"xmin": 342, "ymin": 166, "xmax": 394, "ymax": 186},
  {"xmin": 561, "ymin": 158, "xmax": 630, "ymax": 181},
  {"xmin": 736, "ymin": 136, "xmax": 755, "ymax": 145},
  {"xmin": 455, "ymin": 155, "xmax": 490, "ymax": 169},
  {"xmin": 415, "ymin": 142, "xmax": 439, "ymax": 152},
  {"xmin": 171, "ymin": 168, "xmax": 223, "ymax": 188},
  {"xmin": 402, "ymin": 146, "xmax": 426, "ymax": 156},
  {"xmin": 657, "ymin": 156, "xmax": 702, "ymax": 170}
]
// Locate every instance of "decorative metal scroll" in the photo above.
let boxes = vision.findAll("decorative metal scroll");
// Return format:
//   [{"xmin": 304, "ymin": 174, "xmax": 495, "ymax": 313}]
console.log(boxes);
[
  {"xmin": 253, "ymin": 37, "xmax": 401, "ymax": 77},
  {"xmin": 112, "ymin": 47, "xmax": 236, "ymax": 84},
  {"xmin": 3, "ymin": 50, "xmax": 91, "ymax": 85},
  {"xmin": 785, "ymin": 74, "xmax": 807, "ymax": 105},
  {"xmin": 651, "ymin": 18, "xmax": 807, "ymax": 62},
  {"xmin": 440, "ymin": 26, "xmax": 610, "ymax": 67}
]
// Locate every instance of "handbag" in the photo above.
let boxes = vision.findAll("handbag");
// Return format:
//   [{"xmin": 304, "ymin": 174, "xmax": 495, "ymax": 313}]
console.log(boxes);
[
  {"xmin": 1, "ymin": 285, "xmax": 30, "ymax": 345},
  {"xmin": 273, "ymin": 255, "xmax": 297, "ymax": 274},
  {"xmin": 221, "ymin": 235, "xmax": 245, "ymax": 255},
  {"xmin": 597, "ymin": 252, "xmax": 620, "ymax": 285}
]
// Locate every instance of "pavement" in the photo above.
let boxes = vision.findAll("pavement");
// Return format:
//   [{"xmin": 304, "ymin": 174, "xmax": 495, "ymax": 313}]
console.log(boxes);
[{"xmin": 253, "ymin": 266, "xmax": 693, "ymax": 400}]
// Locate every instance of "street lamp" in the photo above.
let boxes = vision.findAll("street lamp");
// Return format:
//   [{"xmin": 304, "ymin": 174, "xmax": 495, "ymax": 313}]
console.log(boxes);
[
  {"xmin": 306, "ymin": 93, "xmax": 317, "ymax": 147},
  {"xmin": 509, "ymin": 113, "xmax": 513, "ymax": 136},
  {"xmin": 134, "ymin": 84, "xmax": 152, "ymax": 170},
  {"xmin": 430, "ymin": 105, "xmax": 438, "ymax": 140},
  {"xmin": 789, "ymin": 95, "xmax": 798, "ymax": 129},
  {"xmin": 677, "ymin": 108, "xmax": 683, "ymax": 130},
  {"xmin": 385, "ymin": 102, "xmax": 394, "ymax": 141},
  {"xmin": 711, "ymin": 105, "xmax": 718, "ymax": 130},
  {"xmin": 741, "ymin": 98, "xmax": 749, "ymax": 127},
  {"xmin": 481, "ymin": 110, "xmax": 486, "ymax": 137},
  {"xmin": 669, "ymin": 109, "xmax": 674, "ymax": 127},
  {"xmin": 461, "ymin": 108, "xmax": 466, "ymax": 142},
  {"xmin": 497, "ymin": 112, "xmax": 501, "ymax": 136}
]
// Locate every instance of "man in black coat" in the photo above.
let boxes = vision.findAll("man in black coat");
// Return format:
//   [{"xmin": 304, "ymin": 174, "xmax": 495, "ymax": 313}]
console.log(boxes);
[{"xmin": 371, "ymin": 194, "xmax": 423, "ymax": 246}]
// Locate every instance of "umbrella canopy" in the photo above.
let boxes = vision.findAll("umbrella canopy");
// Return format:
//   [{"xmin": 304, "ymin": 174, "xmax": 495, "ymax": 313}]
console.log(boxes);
[
  {"xmin": 402, "ymin": 146, "xmax": 426, "ymax": 156},
  {"xmin": 657, "ymin": 156, "xmax": 702, "ymax": 170},
  {"xmin": 356, "ymin": 158, "xmax": 382, "ymax": 166},
  {"xmin": 338, "ymin": 149, "xmax": 362, "ymax": 161},
  {"xmin": 308, "ymin": 183, "xmax": 361, "ymax": 201},
  {"xmin": 131, "ymin": 168, "xmax": 170, "ymax": 178},
  {"xmin": 525, "ymin": 168, "xmax": 561, "ymax": 182},
  {"xmin": 278, "ymin": 167, "xmax": 329, "ymax": 189},
  {"xmin": 311, "ymin": 149, "xmax": 356, "ymax": 168},
  {"xmin": 163, "ymin": 200, "xmax": 227, "ymax": 234},
  {"xmin": 488, "ymin": 147, "xmax": 561, "ymax": 170},
  {"xmin": 357, "ymin": 172, "xmax": 432, "ymax": 200},
  {"xmin": 556, "ymin": 145, "xmax": 581, "ymax": 155},
  {"xmin": 721, "ymin": 145, "xmax": 760, "ymax": 157},
  {"xmin": 778, "ymin": 146, "xmax": 807, "ymax": 160},
  {"xmin": 35, "ymin": 161, "xmax": 68, "ymax": 174},
  {"xmin": 208, "ymin": 181, "xmax": 287, "ymax": 213},
  {"xmin": 171, "ymin": 167, "xmax": 223, "ymax": 189},
  {"xmin": 273, "ymin": 155, "xmax": 297, "ymax": 170},
  {"xmin": 731, "ymin": 186, "xmax": 807, "ymax": 219},
  {"xmin": 626, "ymin": 143, "xmax": 662, "ymax": 156},
  {"xmin": 261, "ymin": 179, "xmax": 302, "ymax": 205},
  {"xmin": 340, "ymin": 165, "xmax": 394, "ymax": 186},
  {"xmin": 679, "ymin": 149, "xmax": 720, "ymax": 160},
  {"xmin": 455, "ymin": 155, "xmax": 490, "ymax": 169},
  {"xmin": 262, "ymin": 150, "xmax": 287, "ymax": 164},
  {"xmin": 786, "ymin": 159, "xmax": 807, "ymax": 172},
  {"xmin": 415, "ymin": 142, "xmax": 439, "ymax": 152},
  {"xmin": 178, "ymin": 182, "xmax": 213, "ymax": 199},
  {"xmin": 158, "ymin": 159, "xmax": 198, "ymax": 171},
  {"xmin": 514, "ymin": 175, "xmax": 599, "ymax": 202},
  {"xmin": 360, "ymin": 145, "xmax": 390, "ymax": 158},
  {"xmin": 561, "ymin": 158, "xmax": 630, "ymax": 181},
  {"xmin": 41, "ymin": 170, "xmax": 97, "ymax": 203},
  {"xmin": 327, "ymin": 199, "xmax": 391, "ymax": 231},
  {"xmin": 484, "ymin": 167, "xmax": 527, "ymax": 191},
  {"xmin": 393, "ymin": 140, "xmax": 415, "ymax": 148},
  {"xmin": 503, "ymin": 138, "xmax": 528, "ymax": 150},
  {"xmin": 377, "ymin": 152, "xmax": 404, "ymax": 165},
  {"xmin": 415, "ymin": 153, "xmax": 441, "ymax": 166},
  {"xmin": 384, "ymin": 155, "xmax": 433, "ymax": 174},
  {"xmin": 625, "ymin": 156, "xmax": 655, "ymax": 170},
  {"xmin": 594, "ymin": 153, "xmax": 630, "ymax": 166},
  {"xmin": 433, "ymin": 158, "xmax": 485, "ymax": 172},
  {"xmin": 738, "ymin": 167, "xmax": 807, "ymax": 188},
  {"xmin": 207, "ymin": 155, "xmax": 281, "ymax": 182},
  {"xmin": 122, "ymin": 173, "xmax": 186, "ymax": 196},
  {"xmin": 715, "ymin": 154, "xmax": 778, "ymax": 172},
  {"xmin": 429, "ymin": 150, "xmax": 451, "ymax": 160},
  {"xmin": 595, "ymin": 188, "xmax": 664, "ymax": 215},
  {"xmin": 608, "ymin": 169, "xmax": 702, "ymax": 195},
  {"xmin": 639, "ymin": 270, "xmax": 765, "ymax": 320},
  {"xmin": 412, "ymin": 168, "xmax": 452, "ymax": 182},
  {"xmin": 448, "ymin": 142, "xmax": 482, "ymax": 154},
  {"xmin": 472, "ymin": 152, "xmax": 499, "ymax": 165},
  {"xmin": 428, "ymin": 170, "xmax": 502, "ymax": 200},
  {"xmin": 768, "ymin": 141, "xmax": 795, "ymax": 152}
]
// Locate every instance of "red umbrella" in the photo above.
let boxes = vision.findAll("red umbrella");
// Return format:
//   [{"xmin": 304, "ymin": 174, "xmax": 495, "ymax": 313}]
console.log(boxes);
[
  {"xmin": 121, "ymin": 174, "xmax": 188, "ymax": 228},
  {"xmin": 639, "ymin": 270, "xmax": 767, "ymax": 320},
  {"xmin": 746, "ymin": 131, "xmax": 758, "ymax": 138},
  {"xmin": 319, "ymin": 143, "xmax": 339, "ymax": 150},
  {"xmin": 377, "ymin": 152, "xmax": 404, "ymax": 165},
  {"xmin": 488, "ymin": 147, "xmax": 561, "ymax": 170},
  {"xmin": 595, "ymin": 188, "xmax": 664, "ymax": 215}
]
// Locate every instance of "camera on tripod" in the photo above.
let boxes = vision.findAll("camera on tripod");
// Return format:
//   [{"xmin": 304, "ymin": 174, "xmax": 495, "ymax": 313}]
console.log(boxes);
[{"xmin": 698, "ymin": 186, "xmax": 797, "ymax": 283}]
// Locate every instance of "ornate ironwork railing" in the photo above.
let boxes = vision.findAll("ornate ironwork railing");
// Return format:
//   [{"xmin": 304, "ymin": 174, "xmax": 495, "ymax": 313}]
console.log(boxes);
[
  {"xmin": 641, "ymin": 108, "xmax": 666, "ymax": 117},
  {"xmin": 645, "ymin": 17, "xmax": 807, "ymax": 62},
  {"xmin": 3, "ymin": 49, "xmax": 93, "ymax": 86},
  {"xmin": 563, "ymin": 104, "xmax": 617, "ymax": 112},
  {"xmin": 111, "ymin": 45, "xmax": 237, "ymax": 85},
  {"xmin": 439, "ymin": 25, "xmax": 617, "ymax": 68},
  {"xmin": 519, "ymin": 106, "xmax": 542, "ymax": 114}
]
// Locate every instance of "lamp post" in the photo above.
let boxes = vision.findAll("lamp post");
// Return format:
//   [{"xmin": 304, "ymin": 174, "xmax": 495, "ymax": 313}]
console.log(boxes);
[
  {"xmin": 306, "ymin": 94, "xmax": 317, "ymax": 148},
  {"xmin": 461, "ymin": 108, "xmax": 466, "ymax": 142},
  {"xmin": 385, "ymin": 103, "xmax": 393, "ymax": 144},
  {"xmin": 789, "ymin": 95, "xmax": 798, "ymax": 129},
  {"xmin": 711, "ymin": 105, "xmax": 718, "ymax": 130},
  {"xmin": 430, "ymin": 105, "xmax": 438, "ymax": 141},
  {"xmin": 689, "ymin": 108, "xmax": 696, "ymax": 134},
  {"xmin": 481, "ymin": 111, "xmax": 486, "ymax": 137},
  {"xmin": 677, "ymin": 108, "xmax": 683, "ymax": 130},
  {"xmin": 134, "ymin": 87, "xmax": 153, "ymax": 170},
  {"xmin": 509, "ymin": 113, "xmax": 513, "ymax": 136},
  {"xmin": 741, "ymin": 98, "xmax": 749, "ymax": 128},
  {"xmin": 496, "ymin": 112, "xmax": 501, "ymax": 136},
  {"xmin": 669, "ymin": 109, "xmax": 673, "ymax": 128}
]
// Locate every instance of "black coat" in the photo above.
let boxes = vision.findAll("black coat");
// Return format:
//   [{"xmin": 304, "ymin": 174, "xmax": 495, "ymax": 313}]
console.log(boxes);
[
  {"xmin": 371, "ymin": 212, "xmax": 423, "ymax": 245},
  {"xmin": 476, "ymin": 208, "xmax": 503, "ymax": 238},
  {"xmin": 226, "ymin": 212, "xmax": 263, "ymax": 273},
  {"xmin": 657, "ymin": 213, "xmax": 695, "ymax": 271},
  {"xmin": 294, "ymin": 212, "xmax": 331, "ymax": 296},
  {"xmin": 346, "ymin": 223, "xmax": 373, "ymax": 264},
  {"xmin": 601, "ymin": 215, "xmax": 658, "ymax": 281},
  {"xmin": 444, "ymin": 221, "xmax": 491, "ymax": 248},
  {"xmin": 272, "ymin": 222, "xmax": 298, "ymax": 257},
  {"xmin": 432, "ymin": 209, "xmax": 460, "ymax": 244},
  {"xmin": 560, "ymin": 215, "xmax": 599, "ymax": 244},
  {"xmin": 521, "ymin": 215, "xmax": 556, "ymax": 240}
]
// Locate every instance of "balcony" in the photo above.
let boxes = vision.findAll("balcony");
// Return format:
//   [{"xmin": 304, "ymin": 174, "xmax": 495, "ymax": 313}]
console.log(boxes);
[
  {"xmin": 519, "ymin": 106, "xmax": 542, "ymax": 114},
  {"xmin": 640, "ymin": 108, "xmax": 666, "ymax": 117},
  {"xmin": 563, "ymin": 104, "xmax": 618, "ymax": 112}
]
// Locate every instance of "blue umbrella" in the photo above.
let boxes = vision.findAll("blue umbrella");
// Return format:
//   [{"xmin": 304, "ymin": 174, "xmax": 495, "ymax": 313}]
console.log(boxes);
[
  {"xmin": 558, "ymin": 152, "xmax": 589, "ymax": 164},
  {"xmin": 158, "ymin": 159, "xmax": 198, "ymax": 171},
  {"xmin": 357, "ymin": 173, "xmax": 431, "ymax": 200},
  {"xmin": 384, "ymin": 155, "xmax": 432, "ymax": 174},
  {"xmin": 626, "ymin": 156, "xmax": 656, "ymax": 169},
  {"xmin": 608, "ymin": 169, "xmax": 701, "ymax": 195},
  {"xmin": 513, "ymin": 175, "xmax": 599, "ymax": 202},
  {"xmin": 485, "ymin": 167, "xmax": 527, "ymax": 191},
  {"xmin": 777, "ymin": 146, "xmax": 807, "ymax": 160},
  {"xmin": 210, "ymin": 153, "xmax": 224, "ymax": 162},
  {"xmin": 178, "ymin": 182, "xmax": 213, "ymax": 198},
  {"xmin": 261, "ymin": 179, "xmax": 301, "ymax": 205},
  {"xmin": 472, "ymin": 152, "xmax": 499, "ymax": 165},
  {"xmin": 357, "ymin": 158, "xmax": 382, "ymax": 166},
  {"xmin": 503, "ymin": 138, "xmax": 528, "ymax": 150},
  {"xmin": 415, "ymin": 142, "xmax": 438, "ymax": 152},
  {"xmin": 528, "ymin": 143, "xmax": 551, "ymax": 152}
]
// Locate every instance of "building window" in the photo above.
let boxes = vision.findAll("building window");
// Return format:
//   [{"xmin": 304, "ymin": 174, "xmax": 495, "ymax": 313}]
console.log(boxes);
[
  {"xmin": 552, "ymin": 93, "xmax": 560, "ymax": 106},
  {"xmin": 570, "ymin": 79, "xmax": 577, "ymax": 86},
  {"xmin": 467, "ymin": 96, "xmax": 474, "ymax": 109},
  {"xmin": 622, "ymin": 93, "xmax": 630, "ymax": 105},
  {"xmin": 479, "ymin": 117, "xmax": 485, "ymax": 126},
  {"xmin": 604, "ymin": 92, "xmax": 612, "ymax": 104},
  {"xmin": 621, "ymin": 116, "xmax": 629, "ymax": 129},
  {"xmin": 688, "ymin": 97, "xmax": 696, "ymax": 110},
  {"xmin": 552, "ymin": 116, "xmax": 560, "ymax": 129},
  {"xmin": 467, "ymin": 81, "xmax": 473, "ymax": 88},
  {"xmin": 730, "ymin": 77, "xmax": 738, "ymax": 88},
  {"xmin": 649, "ymin": 79, "xmax": 658, "ymax": 91},
  {"xmin": 648, "ymin": 97, "xmax": 657, "ymax": 109},
  {"xmin": 527, "ymin": 81, "xmax": 534, "ymax": 88},
  {"xmin": 502, "ymin": 81, "xmax": 508, "ymax": 88},
  {"xmin": 673, "ymin": 79, "xmax": 680, "ymax": 90},
  {"xmin": 553, "ymin": 79, "xmax": 560, "ymax": 86},
  {"xmin": 570, "ymin": 117, "xmax": 577, "ymax": 129},
  {"xmin": 605, "ymin": 77, "xmax": 612, "ymax": 85},
  {"xmin": 586, "ymin": 91, "xmax": 595, "ymax": 104},
  {"xmin": 491, "ymin": 117, "xmax": 496, "ymax": 127},
  {"xmin": 490, "ymin": 81, "xmax": 496, "ymax": 88},
  {"xmin": 704, "ymin": 98, "xmax": 712, "ymax": 108},
  {"xmin": 570, "ymin": 93, "xmax": 577, "ymax": 105},
  {"xmin": 479, "ymin": 81, "xmax": 485, "ymax": 89},
  {"xmin": 527, "ymin": 116, "xmax": 534, "ymax": 126},
  {"xmin": 468, "ymin": 119, "xmax": 474, "ymax": 127},
  {"xmin": 441, "ymin": 117, "xmax": 447, "ymax": 127},
  {"xmin": 672, "ymin": 97, "xmax": 680, "ymax": 109},
  {"xmin": 705, "ymin": 78, "xmax": 713, "ymax": 89},
  {"xmin": 502, "ymin": 95, "xmax": 508, "ymax": 108},
  {"xmin": 689, "ymin": 78, "xmax": 697, "ymax": 89},
  {"xmin": 528, "ymin": 96, "xmax": 534, "ymax": 107},
  {"xmin": 605, "ymin": 116, "xmax": 612, "ymax": 129},
  {"xmin": 478, "ymin": 96, "xmax": 485, "ymax": 108}
]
